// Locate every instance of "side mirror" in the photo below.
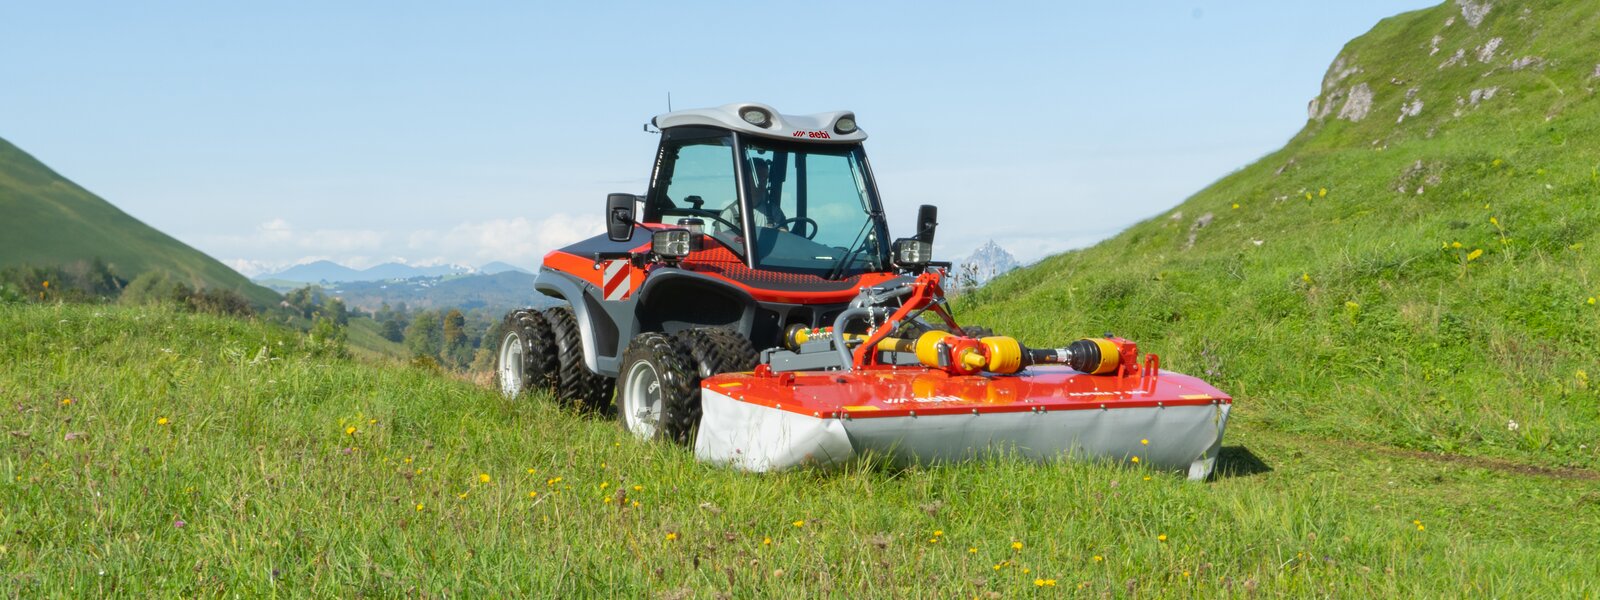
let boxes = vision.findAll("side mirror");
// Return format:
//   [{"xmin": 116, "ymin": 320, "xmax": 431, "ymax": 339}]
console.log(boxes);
[
  {"xmin": 606, "ymin": 193, "xmax": 639, "ymax": 242},
  {"xmin": 915, "ymin": 204, "xmax": 938, "ymax": 245}
]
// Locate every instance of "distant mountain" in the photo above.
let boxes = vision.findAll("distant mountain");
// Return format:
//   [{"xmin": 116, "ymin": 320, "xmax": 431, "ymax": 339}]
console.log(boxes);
[
  {"xmin": 0, "ymin": 135, "xmax": 278, "ymax": 306},
  {"xmin": 324, "ymin": 271, "xmax": 555, "ymax": 313},
  {"xmin": 260, "ymin": 260, "xmax": 473, "ymax": 284},
  {"xmin": 479, "ymin": 261, "xmax": 532, "ymax": 275},
  {"xmin": 954, "ymin": 240, "xmax": 1021, "ymax": 288}
]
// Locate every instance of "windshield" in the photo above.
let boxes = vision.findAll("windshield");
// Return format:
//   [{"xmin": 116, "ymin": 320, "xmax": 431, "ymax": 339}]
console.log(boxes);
[{"xmin": 735, "ymin": 139, "xmax": 885, "ymax": 278}]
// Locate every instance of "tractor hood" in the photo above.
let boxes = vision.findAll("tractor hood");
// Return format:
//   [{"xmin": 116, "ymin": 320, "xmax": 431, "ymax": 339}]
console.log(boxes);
[{"xmin": 652, "ymin": 103, "xmax": 866, "ymax": 144}]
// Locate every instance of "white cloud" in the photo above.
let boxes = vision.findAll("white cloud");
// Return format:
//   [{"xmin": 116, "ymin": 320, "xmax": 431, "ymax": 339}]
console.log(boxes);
[{"xmin": 200, "ymin": 214, "xmax": 602, "ymax": 277}]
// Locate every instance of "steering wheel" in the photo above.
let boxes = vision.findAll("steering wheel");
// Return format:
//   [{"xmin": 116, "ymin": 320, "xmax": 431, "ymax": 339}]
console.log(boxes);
[{"xmin": 778, "ymin": 216, "xmax": 820, "ymax": 240}]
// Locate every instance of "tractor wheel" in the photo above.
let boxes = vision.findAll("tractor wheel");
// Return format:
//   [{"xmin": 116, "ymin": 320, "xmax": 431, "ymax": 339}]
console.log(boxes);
[
  {"xmin": 617, "ymin": 332, "xmax": 696, "ymax": 442},
  {"xmin": 542, "ymin": 305, "xmax": 616, "ymax": 412},
  {"xmin": 495, "ymin": 308, "xmax": 559, "ymax": 398}
]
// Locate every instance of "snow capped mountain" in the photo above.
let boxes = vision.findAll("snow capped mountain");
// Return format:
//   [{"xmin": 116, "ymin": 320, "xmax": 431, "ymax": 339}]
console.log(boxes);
[{"xmin": 953, "ymin": 240, "xmax": 1021, "ymax": 289}]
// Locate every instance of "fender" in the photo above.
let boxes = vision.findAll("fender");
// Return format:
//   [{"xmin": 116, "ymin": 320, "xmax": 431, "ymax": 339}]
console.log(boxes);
[{"xmin": 534, "ymin": 268, "xmax": 621, "ymax": 375}]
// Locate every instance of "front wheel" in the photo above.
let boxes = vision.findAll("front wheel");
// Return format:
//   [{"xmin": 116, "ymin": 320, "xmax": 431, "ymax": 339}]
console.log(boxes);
[
  {"xmin": 496, "ymin": 309, "xmax": 558, "ymax": 399},
  {"xmin": 617, "ymin": 333, "xmax": 696, "ymax": 442}
]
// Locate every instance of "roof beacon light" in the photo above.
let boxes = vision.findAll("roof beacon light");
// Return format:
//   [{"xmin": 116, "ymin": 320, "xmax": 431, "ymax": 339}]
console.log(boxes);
[
  {"xmin": 741, "ymin": 108, "xmax": 771, "ymax": 128},
  {"xmin": 834, "ymin": 116, "xmax": 858, "ymax": 134}
]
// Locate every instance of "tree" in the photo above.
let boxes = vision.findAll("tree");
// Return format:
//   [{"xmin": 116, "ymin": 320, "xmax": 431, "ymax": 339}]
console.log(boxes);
[
  {"xmin": 442, "ymin": 309, "xmax": 471, "ymax": 368},
  {"xmin": 405, "ymin": 311, "xmax": 443, "ymax": 359},
  {"xmin": 380, "ymin": 319, "xmax": 405, "ymax": 343}
]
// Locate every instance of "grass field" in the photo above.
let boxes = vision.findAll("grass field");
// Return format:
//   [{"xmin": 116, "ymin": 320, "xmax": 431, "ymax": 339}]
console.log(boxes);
[{"xmin": 3, "ymin": 304, "xmax": 1597, "ymax": 597}]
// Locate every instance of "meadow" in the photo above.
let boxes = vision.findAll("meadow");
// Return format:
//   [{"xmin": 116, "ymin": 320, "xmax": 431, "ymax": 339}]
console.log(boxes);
[{"xmin": 2, "ymin": 304, "xmax": 1595, "ymax": 597}]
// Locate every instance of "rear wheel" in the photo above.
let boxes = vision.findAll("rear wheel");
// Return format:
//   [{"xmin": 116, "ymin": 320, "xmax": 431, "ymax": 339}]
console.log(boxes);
[
  {"xmin": 617, "ymin": 333, "xmax": 695, "ymax": 442},
  {"xmin": 496, "ymin": 309, "xmax": 558, "ymax": 398},
  {"xmin": 543, "ymin": 305, "xmax": 615, "ymax": 412}
]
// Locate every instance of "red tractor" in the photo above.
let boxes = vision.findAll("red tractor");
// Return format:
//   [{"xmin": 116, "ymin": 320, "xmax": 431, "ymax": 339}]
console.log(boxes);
[{"xmin": 497, "ymin": 103, "xmax": 1231, "ymax": 478}]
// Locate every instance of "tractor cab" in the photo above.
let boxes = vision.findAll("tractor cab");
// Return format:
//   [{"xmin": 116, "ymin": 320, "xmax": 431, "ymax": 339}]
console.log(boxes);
[{"xmin": 622, "ymin": 103, "xmax": 926, "ymax": 279}]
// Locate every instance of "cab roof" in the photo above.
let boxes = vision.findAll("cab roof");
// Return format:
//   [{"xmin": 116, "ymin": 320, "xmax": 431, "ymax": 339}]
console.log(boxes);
[{"xmin": 651, "ymin": 102, "xmax": 866, "ymax": 143}]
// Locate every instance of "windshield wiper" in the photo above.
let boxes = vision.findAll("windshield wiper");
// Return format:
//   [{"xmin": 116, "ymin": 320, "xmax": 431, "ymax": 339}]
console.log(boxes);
[{"xmin": 825, "ymin": 218, "xmax": 877, "ymax": 281}]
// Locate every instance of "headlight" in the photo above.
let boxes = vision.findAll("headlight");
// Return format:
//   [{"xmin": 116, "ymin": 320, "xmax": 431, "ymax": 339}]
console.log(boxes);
[
  {"xmin": 834, "ymin": 116, "xmax": 857, "ymax": 134},
  {"xmin": 893, "ymin": 238, "xmax": 931, "ymax": 266},
  {"xmin": 741, "ymin": 107, "xmax": 772, "ymax": 128},
  {"xmin": 652, "ymin": 229, "xmax": 693, "ymax": 259}
]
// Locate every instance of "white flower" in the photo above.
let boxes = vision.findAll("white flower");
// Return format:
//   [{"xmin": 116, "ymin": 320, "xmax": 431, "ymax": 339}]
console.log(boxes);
[{"xmin": 1506, "ymin": 419, "xmax": 1519, "ymax": 432}]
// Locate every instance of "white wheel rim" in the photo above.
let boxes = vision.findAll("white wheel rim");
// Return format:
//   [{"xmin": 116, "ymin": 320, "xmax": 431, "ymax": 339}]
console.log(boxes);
[
  {"xmin": 622, "ymin": 360, "xmax": 663, "ymax": 439},
  {"xmin": 497, "ymin": 331, "xmax": 524, "ymax": 398}
]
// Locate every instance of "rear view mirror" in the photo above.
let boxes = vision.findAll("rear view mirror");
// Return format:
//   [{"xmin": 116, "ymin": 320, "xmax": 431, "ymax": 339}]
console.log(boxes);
[
  {"xmin": 606, "ymin": 193, "xmax": 639, "ymax": 242},
  {"xmin": 916, "ymin": 204, "xmax": 938, "ymax": 245}
]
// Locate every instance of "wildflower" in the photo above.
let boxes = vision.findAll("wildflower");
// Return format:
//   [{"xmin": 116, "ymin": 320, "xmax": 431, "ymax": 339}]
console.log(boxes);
[
  {"xmin": 1578, "ymin": 370, "xmax": 1589, "ymax": 387},
  {"xmin": 345, "ymin": 426, "xmax": 356, "ymax": 435},
  {"xmin": 1318, "ymin": 187, "xmax": 1327, "ymax": 197},
  {"xmin": 1231, "ymin": 203, "xmax": 1239, "ymax": 209},
  {"xmin": 547, "ymin": 477, "xmax": 562, "ymax": 485},
  {"xmin": 666, "ymin": 532, "xmax": 678, "ymax": 541},
  {"xmin": 1143, "ymin": 476, "xmax": 1151, "ymax": 481},
  {"xmin": 526, "ymin": 468, "xmax": 535, "ymax": 474},
  {"xmin": 602, "ymin": 497, "xmax": 612, "ymax": 504},
  {"xmin": 61, "ymin": 398, "xmax": 72, "ymax": 406},
  {"xmin": 968, "ymin": 547, "xmax": 978, "ymax": 554},
  {"xmin": 1140, "ymin": 439, "xmax": 1149, "ymax": 446},
  {"xmin": 1011, "ymin": 541, "xmax": 1023, "ymax": 551},
  {"xmin": 763, "ymin": 537, "xmax": 772, "ymax": 546},
  {"xmin": 415, "ymin": 503, "xmax": 424, "ymax": 511},
  {"xmin": 1301, "ymin": 272, "xmax": 1311, "ymax": 283},
  {"xmin": 1492, "ymin": 158, "xmax": 1503, "ymax": 167},
  {"xmin": 1130, "ymin": 456, "xmax": 1140, "ymax": 463},
  {"xmin": 1035, "ymin": 578, "xmax": 1046, "ymax": 587},
  {"xmin": 174, "ymin": 519, "xmax": 185, "ymax": 529},
  {"xmin": 792, "ymin": 520, "xmax": 805, "ymax": 528},
  {"xmin": 528, "ymin": 491, "xmax": 538, "ymax": 498},
  {"xmin": 1305, "ymin": 192, "xmax": 1313, "ymax": 200},
  {"xmin": 1022, "ymin": 568, "xmax": 1031, "ymax": 574},
  {"xmin": 1588, "ymin": 297, "xmax": 1596, "ymax": 305},
  {"xmin": 1093, "ymin": 555, "xmax": 1103, "ymax": 562},
  {"xmin": 368, "ymin": 418, "xmax": 376, "ymax": 425},
  {"xmin": 1451, "ymin": 241, "xmax": 1462, "ymax": 248},
  {"xmin": 631, "ymin": 500, "xmax": 640, "ymax": 508},
  {"xmin": 457, "ymin": 491, "xmax": 469, "ymax": 499},
  {"xmin": 1489, "ymin": 216, "xmax": 1499, "ymax": 226},
  {"xmin": 1346, "ymin": 301, "xmax": 1360, "ymax": 309},
  {"xmin": 479, "ymin": 473, "xmax": 492, "ymax": 484},
  {"xmin": 157, "ymin": 417, "xmax": 170, "ymax": 426},
  {"xmin": 1467, "ymin": 249, "xmax": 1483, "ymax": 261},
  {"xmin": 993, "ymin": 561, "xmax": 1008, "ymax": 571},
  {"xmin": 1183, "ymin": 570, "xmax": 1191, "ymax": 578},
  {"xmin": 404, "ymin": 457, "xmax": 413, "ymax": 464},
  {"xmin": 632, "ymin": 485, "xmax": 643, "ymax": 492},
  {"xmin": 1158, "ymin": 534, "xmax": 1168, "ymax": 542},
  {"xmin": 599, "ymin": 482, "xmax": 609, "ymax": 489},
  {"xmin": 934, "ymin": 530, "xmax": 944, "ymax": 537},
  {"xmin": 1413, "ymin": 519, "xmax": 1425, "ymax": 531}
]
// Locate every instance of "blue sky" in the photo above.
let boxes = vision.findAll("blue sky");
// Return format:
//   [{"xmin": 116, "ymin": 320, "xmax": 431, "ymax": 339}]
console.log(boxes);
[{"xmin": 0, "ymin": 1, "xmax": 1437, "ymax": 275}]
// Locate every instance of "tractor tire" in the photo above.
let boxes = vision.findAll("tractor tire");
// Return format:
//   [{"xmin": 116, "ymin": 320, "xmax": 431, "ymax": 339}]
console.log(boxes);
[
  {"xmin": 674, "ymin": 328, "xmax": 758, "ymax": 379},
  {"xmin": 542, "ymin": 305, "xmax": 615, "ymax": 413},
  {"xmin": 617, "ymin": 332, "xmax": 697, "ymax": 443},
  {"xmin": 495, "ymin": 308, "xmax": 559, "ymax": 398}
]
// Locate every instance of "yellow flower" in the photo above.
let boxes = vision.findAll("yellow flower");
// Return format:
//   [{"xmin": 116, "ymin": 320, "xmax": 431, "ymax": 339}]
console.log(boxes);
[
  {"xmin": 1183, "ymin": 570, "xmax": 1191, "ymax": 578},
  {"xmin": 1305, "ymin": 192, "xmax": 1313, "ymax": 200},
  {"xmin": 933, "ymin": 530, "xmax": 943, "ymax": 537},
  {"xmin": 1093, "ymin": 555, "xmax": 1103, "ymax": 562},
  {"xmin": 415, "ymin": 503, "xmax": 424, "ymax": 511},
  {"xmin": 345, "ymin": 426, "xmax": 356, "ymax": 435},
  {"xmin": 1301, "ymin": 272, "xmax": 1311, "ymax": 283},
  {"xmin": 1143, "ymin": 476, "xmax": 1152, "ymax": 481},
  {"xmin": 632, "ymin": 485, "xmax": 643, "ymax": 492},
  {"xmin": 792, "ymin": 520, "xmax": 805, "ymax": 528},
  {"xmin": 157, "ymin": 417, "xmax": 170, "ymax": 426},
  {"xmin": 665, "ymin": 532, "xmax": 678, "ymax": 541},
  {"xmin": 547, "ymin": 477, "xmax": 562, "ymax": 485},
  {"xmin": 1492, "ymin": 158, "xmax": 1503, "ymax": 167},
  {"xmin": 1130, "ymin": 456, "xmax": 1140, "ymax": 463},
  {"xmin": 603, "ymin": 497, "xmax": 612, "ymax": 504},
  {"xmin": 1035, "ymin": 578, "xmax": 1045, "ymax": 587},
  {"xmin": 1467, "ymin": 249, "xmax": 1483, "ymax": 261},
  {"xmin": 368, "ymin": 418, "xmax": 377, "ymax": 425},
  {"xmin": 61, "ymin": 398, "xmax": 72, "ymax": 406},
  {"xmin": 1588, "ymin": 297, "xmax": 1596, "ymax": 305},
  {"xmin": 599, "ymin": 482, "xmax": 609, "ymax": 489},
  {"xmin": 479, "ymin": 473, "xmax": 492, "ymax": 484},
  {"xmin": 526, "ymin": 468, "xmax": 535, "ymax": 474},
  {"xmin": 1231, "ymin": 203, "xmax": 1239, "ymax": 209},
  {"xmin": 1489, "ymin": 216, "xmax": 1499, "ymax": 226},
  {"xmin": 928, "ymin": 537, "xmax": 939, "ymax": 544},
  {"xmin": 457, "ymin": 491, "xmax": 469, "ymax": 499},
  {"xmin": 1318, "ymin": 187, "xmax": 1327, "ymax": 197},
  {"xmin": 1417, "ymin": 524, "xmax": 1425, "ymax": 531},
  {"xmin": 968, "ymin": 547, "xmax": 977, "ymax": 554},
  {"xmin": 631, "ymin": 500, "xmax": 640, "ymax": 508},
  {"xmin": 1140, "ymin": 438, "xmax": 1149, "ymax": 445},
  {"xmin": 404, "ymin": 457, "xmax": 413, "ymax": 464},
  {"xmin": 528, "ymin": 491, "xmax": 538, "ymax": 498},
  {"xmin": 763, "ymin": 537, "xmax": 772, "ymax": 546},
  {"xmin": 1158, "ymin": 534, "xmax": 1168, "ymax": 542},
  {"xmin": 1011, "ymin": 541, "xmax": 1023, "ymax": 551},
  {"xmin": 1451, "ymin": 241, "xmax": 1462, "ymax": 248}
]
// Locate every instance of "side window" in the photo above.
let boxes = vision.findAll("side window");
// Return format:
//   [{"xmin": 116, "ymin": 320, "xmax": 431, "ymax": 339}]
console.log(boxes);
[{"xmin": 660, "ymin": 139, "xmax": 738, "ymax": 218}]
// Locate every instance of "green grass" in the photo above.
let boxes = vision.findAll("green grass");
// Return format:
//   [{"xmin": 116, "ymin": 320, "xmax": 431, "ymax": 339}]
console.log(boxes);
[
  {"xmin": 0, "ymin": 136, "xmax": 278, "ymax": 307},
  {"xmin": 3, "ymin": 304, "xmax": 1597, "ymax": 596},
  {"xmin": 962, "ymin": 0, "xmax": 1600, "ymax": 471}
]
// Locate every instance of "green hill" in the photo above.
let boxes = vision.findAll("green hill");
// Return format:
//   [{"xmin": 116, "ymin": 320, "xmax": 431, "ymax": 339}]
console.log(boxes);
[
  {"xmin": 964, "ymin": 0, "xmax": 1600, "ymax": 469},
  {"xmin": 0, "ymin": 136, "xmax": 277, "ymax": 306}
]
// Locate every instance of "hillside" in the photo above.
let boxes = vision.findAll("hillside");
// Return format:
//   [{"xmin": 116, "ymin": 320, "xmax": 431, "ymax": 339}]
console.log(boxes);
[
  {"xmin": 963, "ymin": 0, "xmax": 1600, "ymax": 470},
  {"xmin": 3, "ymin": 303, "xmax": 1596, "ymax": 595},
  {"xmin": 0, "ymin": 136, "xmax": 278, "ymax": 306},
  {"xmin": 320, "ymin": 271, "xmax": 555, "ymax": 313}
]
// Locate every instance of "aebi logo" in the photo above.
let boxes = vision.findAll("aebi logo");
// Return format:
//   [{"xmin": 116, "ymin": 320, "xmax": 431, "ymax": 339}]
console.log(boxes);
[{"xmin": 791, "ymin": 130, "xmax": 831, "ymax": 139}]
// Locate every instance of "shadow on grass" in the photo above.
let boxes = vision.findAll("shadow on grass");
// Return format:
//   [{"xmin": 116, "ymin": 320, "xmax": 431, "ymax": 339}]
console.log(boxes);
[{"xmin": 1213, "ymin": 446, "xmax": 1273, "ymax": 479}]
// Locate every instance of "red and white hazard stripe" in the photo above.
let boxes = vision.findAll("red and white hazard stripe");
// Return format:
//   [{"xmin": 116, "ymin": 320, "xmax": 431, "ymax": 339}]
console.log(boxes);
[{"xmin": 602, "ymin": 260, "xmax": 631, "ymax": 301}]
